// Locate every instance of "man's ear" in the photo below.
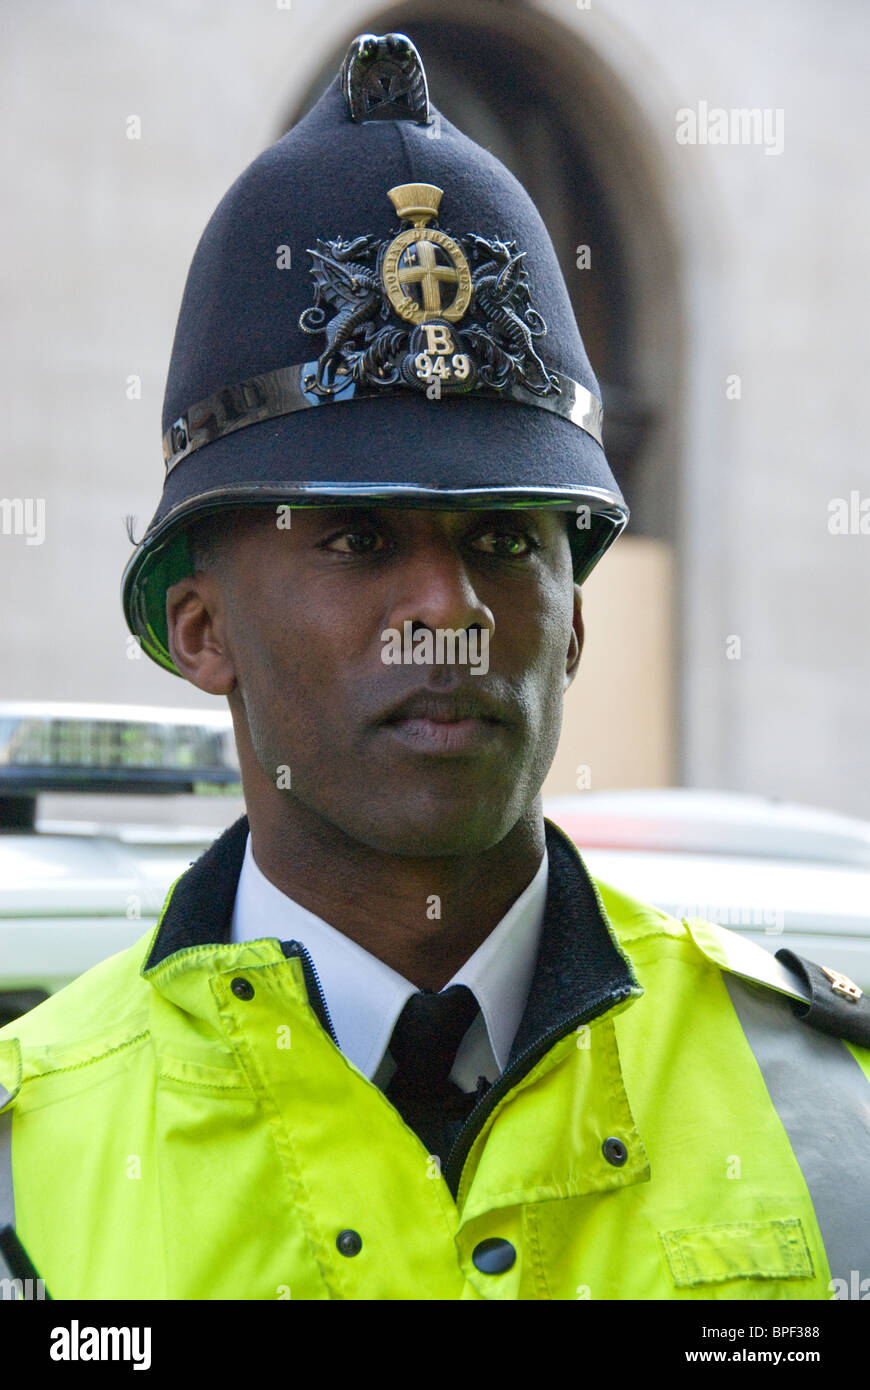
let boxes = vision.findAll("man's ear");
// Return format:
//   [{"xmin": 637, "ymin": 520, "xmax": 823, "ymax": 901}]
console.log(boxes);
[
  {"xmin": 564, "ymin": 584, "xmax": 584, "ymax": 691},
  {"xmin": 166, "ymin": 574, "xmax": 236, "ymax": 696}
]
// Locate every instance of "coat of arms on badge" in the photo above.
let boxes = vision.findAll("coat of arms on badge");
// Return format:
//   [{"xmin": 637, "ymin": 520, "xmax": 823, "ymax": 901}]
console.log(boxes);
[{"xmin": 299, "ymin": 183, "xmax": 560, "ymax": 401}]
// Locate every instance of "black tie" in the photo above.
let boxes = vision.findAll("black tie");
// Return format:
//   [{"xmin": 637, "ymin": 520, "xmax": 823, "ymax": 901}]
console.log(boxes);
[{"xmin": 385, "ymin": 984, "xmax": 484, "ymax": 1162}]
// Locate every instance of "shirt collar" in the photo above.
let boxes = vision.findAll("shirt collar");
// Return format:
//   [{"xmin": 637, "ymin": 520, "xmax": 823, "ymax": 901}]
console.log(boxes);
[{"xmin": 231, "ymin": 832, "xmax": 548, "ymax": 1080}]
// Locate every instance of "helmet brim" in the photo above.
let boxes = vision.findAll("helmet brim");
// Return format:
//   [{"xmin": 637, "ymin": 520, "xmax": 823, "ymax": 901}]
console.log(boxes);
[{"xmin": 122, "ymin": 392, "xmax": 628, "ymax": 676}]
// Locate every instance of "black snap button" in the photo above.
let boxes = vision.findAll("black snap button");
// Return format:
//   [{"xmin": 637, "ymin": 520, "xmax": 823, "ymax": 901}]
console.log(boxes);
[
  {"xmin": 472, "ymin": 1238, "xmax": 516, "ymax": 1274},
  {"xmin": 602, "ymin": 1136, "xmax": 628, "ymax": 1166},
  {"xmin": 231, "ymin": 977, "xmax": 254, "ymax": 1001},
  {"xmin": 336, "ymin": 1229, "xmax": 362, "ymax": 1257}
]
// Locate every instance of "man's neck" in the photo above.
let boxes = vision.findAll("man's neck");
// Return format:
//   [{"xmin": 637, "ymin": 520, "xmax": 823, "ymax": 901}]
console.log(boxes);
[{"xmin": 245, "ymin": 803, "xmax": 545, "ymax": 991}]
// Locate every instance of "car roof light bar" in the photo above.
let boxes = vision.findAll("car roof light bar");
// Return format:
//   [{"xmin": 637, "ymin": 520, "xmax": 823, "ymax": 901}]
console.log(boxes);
[{"xmin": 0, "ymin": 703, "xmax": 241, "ymax": 796}]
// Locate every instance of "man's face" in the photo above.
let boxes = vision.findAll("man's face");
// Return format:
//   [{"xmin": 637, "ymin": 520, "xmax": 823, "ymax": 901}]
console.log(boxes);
[{"xmin": 172, "ymin": 506, "xmax": 582, "ymax": 857}]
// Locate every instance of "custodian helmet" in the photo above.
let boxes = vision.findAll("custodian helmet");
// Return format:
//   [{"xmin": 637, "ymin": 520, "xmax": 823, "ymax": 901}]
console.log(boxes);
[{"xmin": 122, "ymin": 32, "xmax": 628, "ymax": 674}]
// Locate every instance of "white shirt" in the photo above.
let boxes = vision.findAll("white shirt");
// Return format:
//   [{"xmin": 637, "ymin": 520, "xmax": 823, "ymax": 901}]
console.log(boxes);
[{"xmin": 230, "ymin": 833, "xmax": 548, "ymax": 1092}]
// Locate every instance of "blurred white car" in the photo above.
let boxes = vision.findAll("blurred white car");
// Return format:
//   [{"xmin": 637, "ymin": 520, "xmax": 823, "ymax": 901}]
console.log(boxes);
[
  {"xmin": 2, "ymin": 704, "xmax": 868, "ymax": 1026},
  {"xmin": 548, "ymin": 790, "xmax": 870, "ymax": 992},
  {"xmin": 0, "ymin": 703, "xmax": 243, "ymax": 1026}
]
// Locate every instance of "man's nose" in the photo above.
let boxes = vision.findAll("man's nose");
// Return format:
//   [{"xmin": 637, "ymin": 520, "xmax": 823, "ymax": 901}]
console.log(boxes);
[{"xmin": 386, "ymin": 541, "xmax": 495, "ymax": 640}]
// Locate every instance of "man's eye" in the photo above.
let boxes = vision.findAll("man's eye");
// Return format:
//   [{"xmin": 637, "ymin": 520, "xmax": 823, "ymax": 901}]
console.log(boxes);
[
  {"xmin": 322, "ymin": 530, "xmax": 387, "ymax": 554},
  {"xmin": 472, "ymin": 531, "xmax": 539, "ymax": 557}
]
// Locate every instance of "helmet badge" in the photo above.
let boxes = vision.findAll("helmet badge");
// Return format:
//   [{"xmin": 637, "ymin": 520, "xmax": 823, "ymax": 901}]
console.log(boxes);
[
  {"xmin": 381, "ymin": 183, "xmax": 472, "ymax": 325},
  {"xmin": 299, "ymin": 184, "xmax": 558, "ymax": 401}
]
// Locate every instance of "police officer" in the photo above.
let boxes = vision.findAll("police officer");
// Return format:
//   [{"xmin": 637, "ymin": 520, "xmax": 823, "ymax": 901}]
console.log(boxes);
[{"xmin": 1, "ymin": 33, "xmax": 869, "ymax": 1301}]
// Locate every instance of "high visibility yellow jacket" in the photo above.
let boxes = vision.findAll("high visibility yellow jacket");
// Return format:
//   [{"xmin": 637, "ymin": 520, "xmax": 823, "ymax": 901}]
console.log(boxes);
[{"xmin": 2, "ymin": 817, "xmax": 869, "ymax": 1300}]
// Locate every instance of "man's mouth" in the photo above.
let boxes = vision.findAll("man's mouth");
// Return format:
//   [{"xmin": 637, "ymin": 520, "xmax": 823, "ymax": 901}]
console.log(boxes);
[{"xmin": 377, "ymin": 690, "xmax": 507, "ymax": 756}]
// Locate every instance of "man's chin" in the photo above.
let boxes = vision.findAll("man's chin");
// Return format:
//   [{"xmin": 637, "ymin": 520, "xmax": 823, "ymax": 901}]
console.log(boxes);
[{"xmin": 332, "ymin": 783, "xmax": 535, "ymax": 859}]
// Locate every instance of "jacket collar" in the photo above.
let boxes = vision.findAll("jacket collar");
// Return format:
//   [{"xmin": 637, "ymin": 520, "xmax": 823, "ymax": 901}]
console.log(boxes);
[
  {"xmin": 144, "ymin": 815, "xmax": 248, "ymax": 970},
  {"xmin": 509, "ymin": 816, "xmax": 641, "ymax": 1065},
  {"xmin": 144, "ymin": 813, "xmax": 642, "ymax": 1048}
]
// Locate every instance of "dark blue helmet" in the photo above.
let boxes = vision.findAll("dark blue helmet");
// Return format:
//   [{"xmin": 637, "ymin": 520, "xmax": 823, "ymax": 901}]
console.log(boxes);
[{"xmin": 122, "ymin": 32, "xmax": 628, "ymax": 674}]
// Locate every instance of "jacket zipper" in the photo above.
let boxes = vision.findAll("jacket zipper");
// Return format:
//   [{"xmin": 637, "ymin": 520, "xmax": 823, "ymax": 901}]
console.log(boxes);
[
  {"xmin": 283, "ymin": 940, "xmax": 340, "ymax": 1047},
  {"xmin": 285, "ymin": 935, "xmax": 635, "ymax": 1203},
  {"xmin": 443, "ymin": 984, "xmax": 636, "ymax": 1200}
]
